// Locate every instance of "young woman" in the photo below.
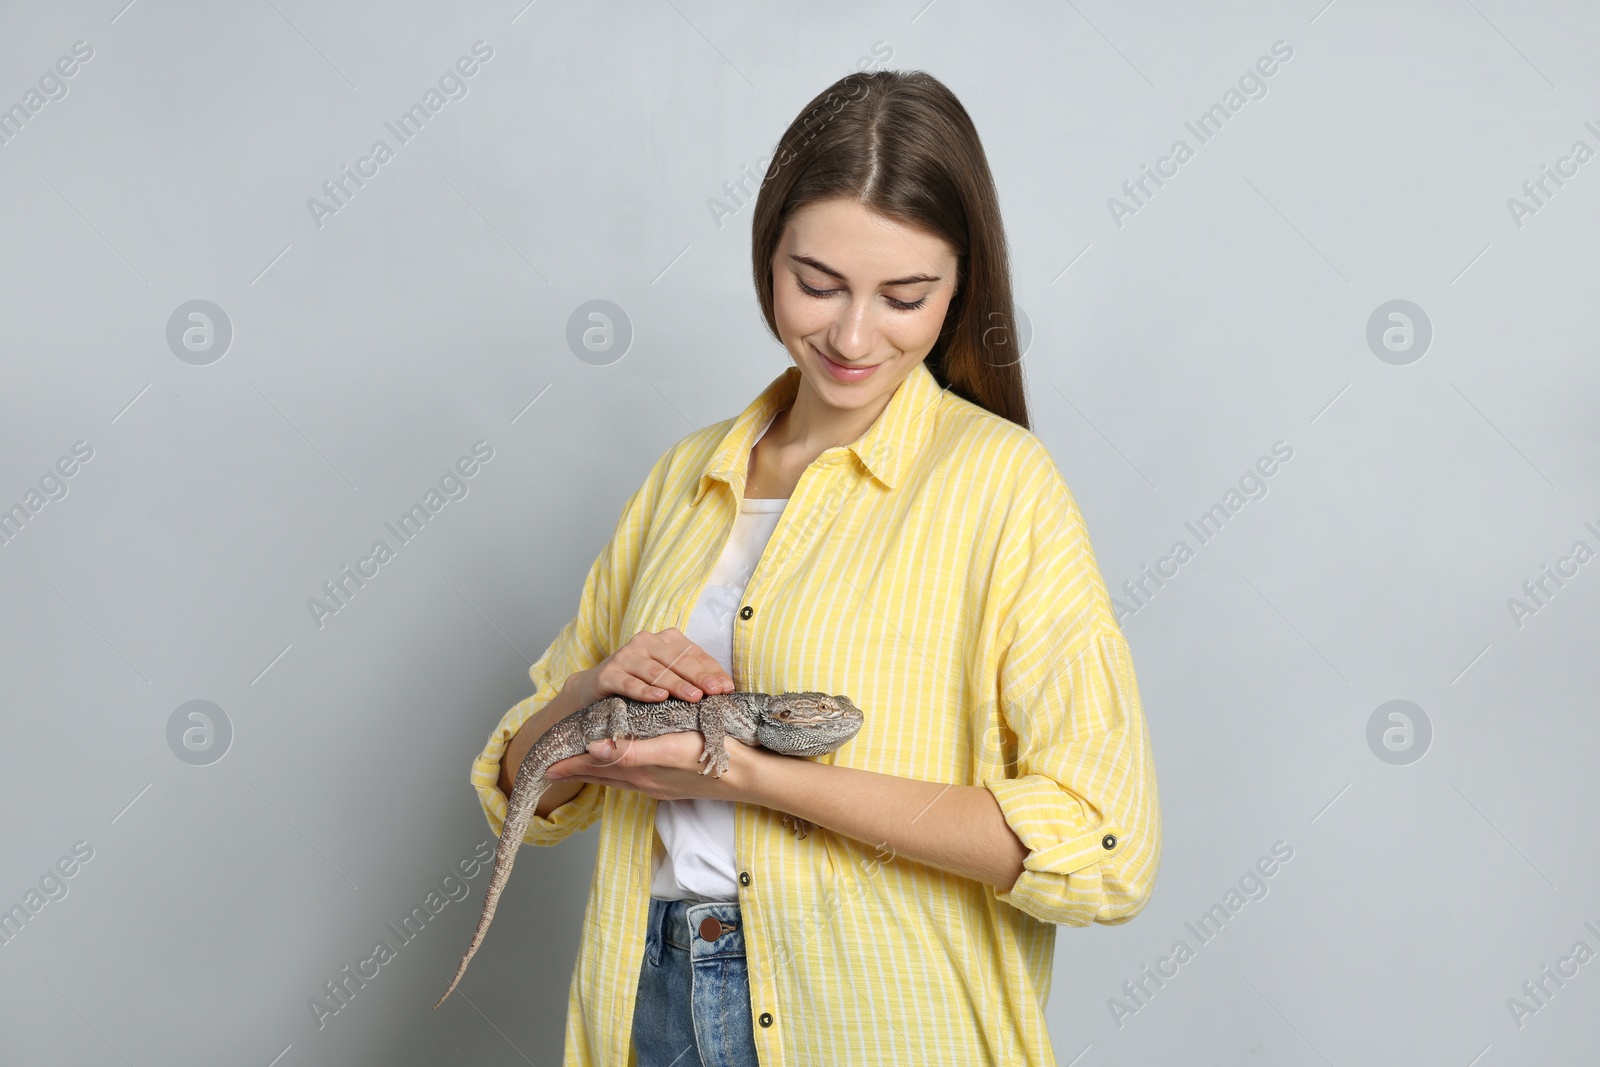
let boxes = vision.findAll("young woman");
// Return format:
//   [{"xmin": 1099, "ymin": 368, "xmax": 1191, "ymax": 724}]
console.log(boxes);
[{"xmin": 471, "ymin": 69, "xmax": 1162, "ymax": 1066}]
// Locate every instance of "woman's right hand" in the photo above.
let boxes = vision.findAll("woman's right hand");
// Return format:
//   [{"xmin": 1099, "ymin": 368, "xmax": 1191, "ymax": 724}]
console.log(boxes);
[{"xmin": 574, "ymin": 627, "xmax": 734, "ymax": 706}]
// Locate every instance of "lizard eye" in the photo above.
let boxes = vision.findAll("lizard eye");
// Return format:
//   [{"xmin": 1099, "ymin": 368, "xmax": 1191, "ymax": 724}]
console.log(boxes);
[{"xmin": 777, "ymin": 709, "xmax": 790, "ymax": 719}]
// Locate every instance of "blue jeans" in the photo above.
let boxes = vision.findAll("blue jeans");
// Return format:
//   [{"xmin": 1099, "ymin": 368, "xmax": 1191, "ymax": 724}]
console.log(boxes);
[{"xmin": 632, "ymin": 897, "xmax": 760, "ymax": 1067}]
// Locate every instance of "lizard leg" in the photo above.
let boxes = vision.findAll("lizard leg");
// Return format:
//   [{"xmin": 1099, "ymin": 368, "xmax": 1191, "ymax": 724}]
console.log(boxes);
[
  {"xmin": 602, "ymin": 696, "xmax": 632, "ymax": 747},
  {"xmin": 782, "ymin": 813, "xmax": 813, "ymax": 839},
  {"xmin": 694, "ymin": 703, "xmax": 731, "ymax": 778}
]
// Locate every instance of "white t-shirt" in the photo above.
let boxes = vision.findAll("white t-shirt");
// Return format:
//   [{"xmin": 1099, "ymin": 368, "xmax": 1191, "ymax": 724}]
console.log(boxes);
[{"xmin": 649, "ymin": 415, "xmax": 787, "ymax": 902}]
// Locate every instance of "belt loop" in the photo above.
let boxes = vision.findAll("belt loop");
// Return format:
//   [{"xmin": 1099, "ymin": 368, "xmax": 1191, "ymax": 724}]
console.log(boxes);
[{"xmin": 644, "ymin": 897, "xmax": 664, "ymax": 967}]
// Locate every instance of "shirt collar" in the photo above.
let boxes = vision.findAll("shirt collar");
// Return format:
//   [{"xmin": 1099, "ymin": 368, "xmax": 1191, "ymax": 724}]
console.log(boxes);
[{"xmin": 692, "ymin": 358, "xmax": 947, "ymax": 506}]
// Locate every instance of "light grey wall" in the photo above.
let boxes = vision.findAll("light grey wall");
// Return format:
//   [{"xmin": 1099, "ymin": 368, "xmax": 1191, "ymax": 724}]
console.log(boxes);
[{"xmin": 2, "ymin": 1, "xmax": 1596, "ymax": 1064}]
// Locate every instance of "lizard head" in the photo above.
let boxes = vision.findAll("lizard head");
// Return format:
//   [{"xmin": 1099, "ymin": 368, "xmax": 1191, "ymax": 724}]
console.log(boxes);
[{"xmin": 756, "ymin": 692, "xmax": 864, "ymax": 757}]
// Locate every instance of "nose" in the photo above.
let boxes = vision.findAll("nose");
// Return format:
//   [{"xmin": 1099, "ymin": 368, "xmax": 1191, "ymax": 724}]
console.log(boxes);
[{"xmin": 827, "ymin": 298, "xmax": 878, "ymax": 362}]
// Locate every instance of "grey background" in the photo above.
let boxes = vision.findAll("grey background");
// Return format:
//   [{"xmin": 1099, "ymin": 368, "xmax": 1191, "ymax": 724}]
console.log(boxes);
[{"xmin": 1, "ymin": 1, "xmax": 1596, "ymax": 1064}]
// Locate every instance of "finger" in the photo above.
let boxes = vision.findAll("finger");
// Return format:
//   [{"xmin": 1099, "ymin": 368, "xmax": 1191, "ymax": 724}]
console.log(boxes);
[
  {"xmin": 586, "ymin": 737, "xmax": 633, "ymax": 769},
  {"xmin": 554, "ymin": 771, "xmax": 621, "ymax": 789},
  {"xmin": 676, "ymin": 637, "xmax": 735, "ymax": 694},
  {"xmin": 554, "ymin": 741, "xmax": 648, "ymax": 775},
  {"xmin": 689, "ymin": 650, "xmax": 735, "ymax": 694},
  {"xmin": 654, "ymin": 630, "xmax": 734, "ymax": 697},
  {"xmin": 591, "ymin": 734, "xmax": 696, "ymax": 771},
  {"xmin": 634, "ymin": 647, "xmax": 703, "ymax": 702},
  {"xmin": 546, "ymin": 752, "xmax": 591, "ymax": 778},
  {"xmin": 602, "ymin": 661, "xmax": 679, "ymax": 703},
  {"xmin": 595, "ymin": 634, "xmax": 678, "ymax": 702},
  {"xmin": 598, "ymin": 646, "xmax": 678, "ymax": 703}
]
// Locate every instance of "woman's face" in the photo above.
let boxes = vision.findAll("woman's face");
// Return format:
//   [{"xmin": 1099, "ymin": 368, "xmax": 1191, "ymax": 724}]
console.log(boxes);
[{"xmin": 771, "ymin": 197, "xmax": 960, "ymax": 415}]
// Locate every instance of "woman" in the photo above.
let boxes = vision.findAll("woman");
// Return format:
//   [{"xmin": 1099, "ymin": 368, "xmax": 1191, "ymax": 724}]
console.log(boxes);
[{"xmin": 470, "ymin": 69, "xmax": 1161, "ymax": 1066}]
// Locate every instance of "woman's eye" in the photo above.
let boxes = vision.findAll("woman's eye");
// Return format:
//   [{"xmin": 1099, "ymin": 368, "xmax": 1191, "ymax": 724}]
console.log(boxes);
[{"xmin": 795, "ymin": 277, "xmax": 927, "ymax": 312}]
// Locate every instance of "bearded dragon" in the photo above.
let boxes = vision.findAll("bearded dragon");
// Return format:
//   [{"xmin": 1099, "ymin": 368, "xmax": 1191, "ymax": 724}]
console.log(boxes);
[{"xmin": 434, "ymin": 689, "xmax": 864, "ymax": 1008}]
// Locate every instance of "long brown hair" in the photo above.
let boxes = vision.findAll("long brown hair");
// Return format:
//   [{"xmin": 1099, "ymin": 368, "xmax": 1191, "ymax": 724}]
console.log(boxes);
[{"xmin": 750, "ymin": 70, "xmax": 1029, "ymax": 430}]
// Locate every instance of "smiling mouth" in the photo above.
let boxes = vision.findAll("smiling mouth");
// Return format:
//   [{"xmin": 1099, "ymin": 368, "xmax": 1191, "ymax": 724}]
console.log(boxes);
[{"xmin": 813, "ymin": 344, "xmax": 878, "ymax": 372}]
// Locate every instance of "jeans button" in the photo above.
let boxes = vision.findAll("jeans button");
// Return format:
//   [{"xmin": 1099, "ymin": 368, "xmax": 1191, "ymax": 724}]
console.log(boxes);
[{"xmin": 699, "ymin": 916, "xmax": 733, "ymax": 941}]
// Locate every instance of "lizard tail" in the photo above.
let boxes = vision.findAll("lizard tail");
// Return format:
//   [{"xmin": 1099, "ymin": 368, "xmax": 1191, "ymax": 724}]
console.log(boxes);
[{"xmin": 433, "ymin": 779, "xmax": 547, "ymax": 1008}]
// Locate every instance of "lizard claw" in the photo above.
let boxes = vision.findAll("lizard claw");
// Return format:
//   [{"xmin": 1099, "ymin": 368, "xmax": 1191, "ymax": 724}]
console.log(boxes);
[{"xmin": 696, "ymin": 744, "xmax": 730, "ymax": 777}]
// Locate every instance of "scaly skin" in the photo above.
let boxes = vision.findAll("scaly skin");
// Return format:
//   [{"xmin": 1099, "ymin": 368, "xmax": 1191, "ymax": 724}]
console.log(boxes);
[{"xmin": 433, "ymin": 689, "xmax": 863, "ymax": 1008}]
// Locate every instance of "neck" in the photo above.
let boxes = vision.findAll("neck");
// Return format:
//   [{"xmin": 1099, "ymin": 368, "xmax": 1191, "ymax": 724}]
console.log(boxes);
[{"xmin": 767, "ymin": 372, "xmax": 893, "ymax": 461}]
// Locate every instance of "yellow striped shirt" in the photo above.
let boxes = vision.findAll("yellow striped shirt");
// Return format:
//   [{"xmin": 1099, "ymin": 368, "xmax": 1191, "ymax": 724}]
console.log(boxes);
[{"xmin": 470, "ymin": 358, "xmax": 1162, "ymax": 1065}]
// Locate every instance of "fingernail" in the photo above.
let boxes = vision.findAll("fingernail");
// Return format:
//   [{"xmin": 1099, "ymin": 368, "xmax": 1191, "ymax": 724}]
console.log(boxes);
[{"xmin": 687, "ymin": 686, "xmax": 701, "ymax": 697}]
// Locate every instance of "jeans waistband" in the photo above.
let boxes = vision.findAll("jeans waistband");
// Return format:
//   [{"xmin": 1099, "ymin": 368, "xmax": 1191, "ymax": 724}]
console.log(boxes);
[{"xmin": 648, "ymin": 897, "xmax": 746, "ymax": 963}]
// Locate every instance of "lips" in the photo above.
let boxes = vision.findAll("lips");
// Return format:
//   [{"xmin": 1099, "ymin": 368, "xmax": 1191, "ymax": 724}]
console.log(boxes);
[{"xmin": 814, "ymin": 344, "xmax": 880, "ymax": 382}]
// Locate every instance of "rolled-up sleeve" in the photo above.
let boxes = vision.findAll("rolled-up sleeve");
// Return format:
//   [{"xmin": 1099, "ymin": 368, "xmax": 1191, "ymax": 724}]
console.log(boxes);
[
  {"xmin": 469, "ymin": 446, "xmax": 672, "ymax": 847},
  {"xmin": 472, "ymin": 685, "xmax": 604, "ymax": 848},
  {"xmin": 980, "ymin": 444, "xmax": 1162, "ymax": 927}
]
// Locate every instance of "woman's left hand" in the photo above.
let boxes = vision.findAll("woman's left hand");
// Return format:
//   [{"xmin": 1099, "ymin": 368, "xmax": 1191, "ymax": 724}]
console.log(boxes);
[{"xmin": 545, "ymin": 731, "xmax": 773, "ymax": 805}]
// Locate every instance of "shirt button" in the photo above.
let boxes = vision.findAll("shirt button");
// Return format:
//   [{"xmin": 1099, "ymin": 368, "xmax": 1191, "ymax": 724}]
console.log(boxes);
[
  {"xmin": 758, "ymin": 1011, "xmax": 774, "ymax": 1027},
  {"xmin": 739, "ymin": 871, "xmax": 751, "ymax": 886},
  {"xmin": 1102, "ymin": 834, "xmax": 1117, "ymax": 850},
  {"xmin": 739, "ymin": 605, "xmax": 754, "ymax": 620}
]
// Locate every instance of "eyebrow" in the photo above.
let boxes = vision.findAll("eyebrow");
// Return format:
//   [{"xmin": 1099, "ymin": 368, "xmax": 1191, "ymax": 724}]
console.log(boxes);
[{"xmin": 789, "ymin": 254, "xmax": 942, "ymax": 288}]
